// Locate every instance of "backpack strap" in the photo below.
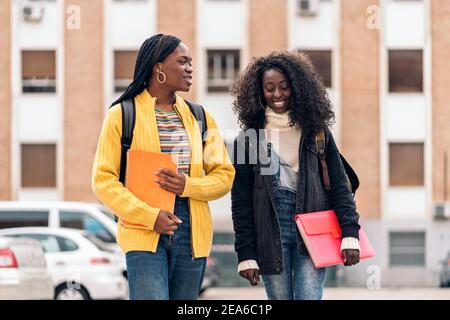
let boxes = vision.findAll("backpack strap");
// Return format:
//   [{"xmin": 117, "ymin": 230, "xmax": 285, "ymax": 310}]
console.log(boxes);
[
  {"xmin": 184, "ymin": 99, "xmax": 207, "ymax": 148},
  {"xmin": 315, "ymin": 130, "xmax": 331, "ymax": 191},
  {"xmin": 119, "ymin": 98, "xmax": 136, "ymax": 185},
  {"xmin": 114, "ymin": 98, "xmax": 136, "ymax": 222}
]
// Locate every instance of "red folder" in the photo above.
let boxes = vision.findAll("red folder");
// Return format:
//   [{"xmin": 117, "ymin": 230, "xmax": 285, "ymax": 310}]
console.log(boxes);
[{"xmin": 294, "ymin": 210, "xmax": 375, "ymax": 268}]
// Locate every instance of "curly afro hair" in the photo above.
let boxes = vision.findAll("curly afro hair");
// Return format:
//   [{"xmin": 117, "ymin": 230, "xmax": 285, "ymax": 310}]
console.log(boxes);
[{"xmin": 231, "ymin": 50, "xmax": 335, "ymax": 134}]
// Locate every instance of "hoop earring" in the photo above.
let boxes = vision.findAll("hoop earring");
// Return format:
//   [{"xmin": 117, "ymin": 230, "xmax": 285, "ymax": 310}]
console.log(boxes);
[
  {"xmin": 258, "ymin": 97, "xmax": 267, "ymax": 110},
  {"xmin": 157, "ymin": 71, "xmax": 167, "ymax": 84}
]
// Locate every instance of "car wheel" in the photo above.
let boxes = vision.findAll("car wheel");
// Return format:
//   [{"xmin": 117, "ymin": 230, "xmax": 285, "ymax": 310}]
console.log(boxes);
[{"xmin": 55, "ymin": 284, "xmax": 90, "ymax": 300}]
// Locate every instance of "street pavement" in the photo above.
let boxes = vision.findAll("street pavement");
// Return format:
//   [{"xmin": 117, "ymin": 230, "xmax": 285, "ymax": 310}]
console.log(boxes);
[{"xmin": 200, "ymin": 287, "xmax": 450, "ymax": 300}]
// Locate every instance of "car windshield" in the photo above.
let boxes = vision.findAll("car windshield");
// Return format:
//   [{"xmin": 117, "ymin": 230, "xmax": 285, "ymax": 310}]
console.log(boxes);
[{"xmin": 82, "ymin": 234, "xmax": 114, "ymax": 253}]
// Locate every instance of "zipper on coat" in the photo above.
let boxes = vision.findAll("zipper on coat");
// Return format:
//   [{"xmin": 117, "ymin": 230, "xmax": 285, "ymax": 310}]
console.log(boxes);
[
  {"xmin": 173, "ymin": 102, "xmax": 196, "ymax": 261},
  {"xmin": 258, "ymin": 140, "xmax": 283, "ymax": 255},
  {"xmin": 294, "ymin": 136, "xmax": 305, "ymax": 250},
  {"xmin": 187, "ymin": 197, "xmax": 195, "ymax": 261}
]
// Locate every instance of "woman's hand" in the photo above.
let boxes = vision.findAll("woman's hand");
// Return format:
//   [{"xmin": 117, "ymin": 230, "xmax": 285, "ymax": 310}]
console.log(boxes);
[
  {"xmin": 239, "ymin": 269, "xmax": 260, "ymax": 286},
  {"xmin": 342, "ymin": 249, "xmax": 360, "ymax": 266},
  {"xmin": 155, "ymin": 168, "xmax": 186, "ymax": 195},
  {"xmin": 153, "ymin": 210, "xmax": 182, "ymax": 236}
]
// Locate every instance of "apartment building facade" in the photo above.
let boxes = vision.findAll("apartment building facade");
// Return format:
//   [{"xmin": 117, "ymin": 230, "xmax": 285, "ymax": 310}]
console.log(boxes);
[{"xmin": 0, "ymin": 0, "xmax": 449, "ymax": 286}]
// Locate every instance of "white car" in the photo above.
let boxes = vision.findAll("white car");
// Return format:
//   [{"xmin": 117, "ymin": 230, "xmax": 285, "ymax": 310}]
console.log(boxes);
[
  {"xmin": 0, "ymin": 201, "xmax": 120, "ymax": 253},
  {"xmin": 0, "ymin": 236, "xmax": 54, "ymax": 300},
  {"xmin": 0, "ymin": 227, "xmax": 128, "ymax": 300}
]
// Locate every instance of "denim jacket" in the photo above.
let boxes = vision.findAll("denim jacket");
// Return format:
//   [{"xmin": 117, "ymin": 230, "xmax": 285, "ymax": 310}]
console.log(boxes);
[{"xmin": 231, "ymin": 128, "xmax": 361, "ymax": 275}]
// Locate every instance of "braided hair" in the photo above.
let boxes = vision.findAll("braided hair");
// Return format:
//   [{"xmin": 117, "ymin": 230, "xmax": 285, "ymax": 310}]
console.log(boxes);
[{"xmin": 110, "ymin": 34, "xmax": 181, "ymax": 107}]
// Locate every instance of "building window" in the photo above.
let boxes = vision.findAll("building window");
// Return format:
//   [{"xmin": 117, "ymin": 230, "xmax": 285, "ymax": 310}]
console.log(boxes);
[
  {"xmin": 114, "ymin": 50, "xmax": 137, "ymax": 93},
  {"xmin": 207, "ymin": 50, "xmax": 240, "ymax": 93},
  {"xmin": 389, "ymin": 143, "xmax": 424, "ymax": 186},
  {"xmin": 388, "ymin": 50, "xmax": 423, "ymax": 93},
  {"xmin": 21, "ymin": 144, "xmax": 56, "ymax": 188},
  {"xmin": 22, "ymin": 50, "xmax": 56, "ymax": 93},
  {"xmin": 298, "ymin": 50, "xmax": 332, "ymax": 88},
  {"xmin": 389, "ymin": 231, "xmax": 425, "ymax": 267}
]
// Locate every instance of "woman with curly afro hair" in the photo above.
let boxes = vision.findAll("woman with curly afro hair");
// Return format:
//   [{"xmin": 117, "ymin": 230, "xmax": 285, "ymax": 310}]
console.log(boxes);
[{"xmin": 230, "ymin": 51, "xmax": 361, "ymax": 300}]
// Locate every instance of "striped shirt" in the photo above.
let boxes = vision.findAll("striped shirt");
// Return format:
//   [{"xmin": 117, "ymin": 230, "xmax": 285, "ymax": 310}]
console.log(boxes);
[{"xmin": 155, "ymin": 108, "xmax": 191, "ymax": 175}]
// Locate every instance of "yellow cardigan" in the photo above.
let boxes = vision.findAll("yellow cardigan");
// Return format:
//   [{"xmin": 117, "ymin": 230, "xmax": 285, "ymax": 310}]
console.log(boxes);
[{"xmin": 92, "ymin": 89, "xmax": 235, "ymax": 257}]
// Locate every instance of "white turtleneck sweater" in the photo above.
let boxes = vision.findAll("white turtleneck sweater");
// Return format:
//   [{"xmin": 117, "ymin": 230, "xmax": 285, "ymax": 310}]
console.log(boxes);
[{"xmin": 264, "ymin": 107, "xmax": 301, "ymax": 173}]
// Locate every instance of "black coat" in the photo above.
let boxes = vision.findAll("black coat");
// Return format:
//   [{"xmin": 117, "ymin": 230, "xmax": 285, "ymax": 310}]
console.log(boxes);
[{"xmin": 231, "ymin": 128, "xmax": 361, "ymax": 275}]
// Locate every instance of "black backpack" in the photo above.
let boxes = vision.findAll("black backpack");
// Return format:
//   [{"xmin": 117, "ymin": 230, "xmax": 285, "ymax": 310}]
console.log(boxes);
[
  {"xmin": 315, "ymin": 130, "xmax": 359, "ymax": 196},
  {"xmin": 115, "ymin": 98, "xmax": 207, "ymax": 221}
]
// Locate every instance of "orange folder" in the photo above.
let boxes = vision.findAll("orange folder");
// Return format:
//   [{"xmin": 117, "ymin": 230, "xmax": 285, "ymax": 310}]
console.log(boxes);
[
  {"xmin": 295, "ymin": 210, "xmax": 375, "ymax": 268},
  {"xmin": 122, "ymin": 150, "xmax": 178, "ymax": 228}
]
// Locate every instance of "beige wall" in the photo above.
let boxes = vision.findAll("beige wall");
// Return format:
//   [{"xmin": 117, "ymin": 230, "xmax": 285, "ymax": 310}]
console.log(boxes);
[
  {"xmin": 249, "ymin": 0, "xmax": 287, "ymax": 58},
  {"xmin": 64, "ymin": 0, "xmax": 104, "ymax": 201},
  {"xmin": 341, "ymin": 0, "xmax": 380, "ymax": 219},
  {"xmin": 157, "ymin": 0, "xmax": 197, "ymax": 102},
  {"xmin": 432, "ymin": 0, "xmax": 450, "ymax": 202},
  {"xmin": 0, "ymin": 0, "xmax": 11, "ymax": 200}
]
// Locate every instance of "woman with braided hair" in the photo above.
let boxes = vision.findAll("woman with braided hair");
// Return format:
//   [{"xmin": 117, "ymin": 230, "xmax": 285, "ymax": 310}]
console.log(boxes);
[{"xmin": 92, "ymin": 34, "xmax": 234, "ymax": 300}]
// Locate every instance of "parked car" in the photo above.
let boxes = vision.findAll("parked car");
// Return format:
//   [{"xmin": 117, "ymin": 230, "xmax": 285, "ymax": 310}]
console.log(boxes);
[
  {"xmin": 0, "ymin": 201, "xmax": 119, "ymax": 253},
  {"xmin": 199, "ymin": 256, "xmax": 220, "ymax": 295},
  {"xmin": 0, "ymin": 236, "xmax": 53, "ymax": 300},
  {"xmin": 440, "ymin": 251, "xmax": 450, "ymax": 288},
  {"xmin": 0, "ymin": 227, "xmax": 128, "ymax": 300}
]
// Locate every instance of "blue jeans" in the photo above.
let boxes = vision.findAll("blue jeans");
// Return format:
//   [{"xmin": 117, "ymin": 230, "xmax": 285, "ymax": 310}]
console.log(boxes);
[
  {"xmin": 261, "ymin": 185, "xmax": 327, "ymax": 300},
  {"xmin": 125, "ymin": 197, "xmax": 207, "ymax": 300}
]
